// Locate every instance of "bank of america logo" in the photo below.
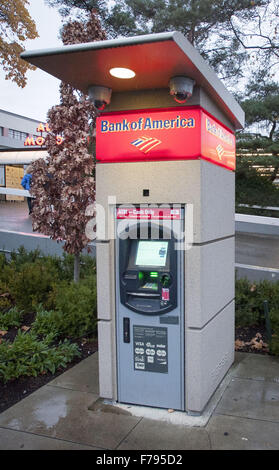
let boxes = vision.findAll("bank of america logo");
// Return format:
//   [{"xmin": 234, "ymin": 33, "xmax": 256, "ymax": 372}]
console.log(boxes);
[
  {"xmin": 131, "ymin": 136, "xmax": 162, "ymax": 154},
  {"xmin": 216, "ymin": 144, "xmax": 225, "ymax": 160}
]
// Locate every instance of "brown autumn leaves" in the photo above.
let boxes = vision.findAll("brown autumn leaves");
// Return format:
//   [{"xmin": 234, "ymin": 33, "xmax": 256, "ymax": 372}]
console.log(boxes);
[{"xmin": 29, "ymin": 11, "xmax": 106, "ymax": 256}]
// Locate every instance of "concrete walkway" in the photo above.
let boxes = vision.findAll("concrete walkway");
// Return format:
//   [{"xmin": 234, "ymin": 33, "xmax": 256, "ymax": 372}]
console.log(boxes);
[{"xmin": 0, "ymin": 352, "xmax": 279, "ymax": 450}]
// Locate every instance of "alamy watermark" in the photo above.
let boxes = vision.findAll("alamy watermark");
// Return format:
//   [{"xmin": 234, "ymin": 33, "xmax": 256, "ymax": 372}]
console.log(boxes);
[{"xmin": 85, "ymin": 198, "xmax": 194, "ymax": 251}]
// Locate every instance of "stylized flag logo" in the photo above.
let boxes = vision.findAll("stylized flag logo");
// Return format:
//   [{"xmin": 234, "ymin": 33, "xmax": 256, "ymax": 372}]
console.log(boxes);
[
  {"xmin": 216, "ymin": 144, "xmax": 225, "ymax": 160},
  {"xmin": 131, "ymin": 136, "xmax": 162, "ymax": 154}
]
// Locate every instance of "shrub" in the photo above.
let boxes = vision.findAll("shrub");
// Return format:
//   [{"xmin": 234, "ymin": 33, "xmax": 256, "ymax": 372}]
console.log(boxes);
[
  {"xmin": 0, "ymin": 330, "xmax": 80, "ymax": 383},
  {"xmin": 235, "ymin": 279, "xmax": 279, "ymax": 327},
  {"xmin": 6, "ymin": 260, "xmax": 59, "ymax": 312},
  {"xmin": 59, "ymin": 253, "xmax": 96, "ymax": 281},
  {"xmin": 0, "ymin": 253, "xmax": 7, "ymax": 271},
  {"xmin": 32, "ymin": 275, "xmax": 97, "ymax": 339},
  {"xmin": 32, "ymin": 306, "xmax": 60, "ymax": 337},
  {"xmin": 0, "ymin": 307, "xmax": 23, "ymax": 330},
  {"xmin": 235, "ymin": 278, "xmax": 261, "ymax": 326},
  {"xmin": 269, "ymin": 307, "xmax": 279, "ymax": 355},
  {"xmin": 235, "ymin": 278, "xmax": 279, "ymax": 355},
  {"xmin": 52, "ymin": 275, "xmax": 97, "ymax": 338},
  {"xmin": 9, "ymin": 246, "xmax": 42, "ymax": 269}
]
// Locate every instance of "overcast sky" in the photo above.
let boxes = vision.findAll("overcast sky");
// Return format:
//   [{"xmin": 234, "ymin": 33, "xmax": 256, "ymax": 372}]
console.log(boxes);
[{"xmin": 0, "ymin": 0, "xmax": 63, "ymax": 122}]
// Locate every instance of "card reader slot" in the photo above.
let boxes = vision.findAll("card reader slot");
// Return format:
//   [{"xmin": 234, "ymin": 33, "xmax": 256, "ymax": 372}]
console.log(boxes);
[{"xmin": 127, "ymin": 292, "xmax": 160, "ymax": 298}]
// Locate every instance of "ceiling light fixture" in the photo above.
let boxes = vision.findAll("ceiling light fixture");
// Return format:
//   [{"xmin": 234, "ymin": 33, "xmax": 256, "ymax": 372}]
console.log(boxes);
[{"xmin": 109, "ymin": 67, "xmax": 136, "ymax": 79}]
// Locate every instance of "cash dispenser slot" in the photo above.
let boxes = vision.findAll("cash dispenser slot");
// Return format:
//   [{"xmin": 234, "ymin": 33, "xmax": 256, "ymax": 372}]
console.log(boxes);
[{"xmin": 119, "ymin": 222, "xmax": 177, "ymax": 315}]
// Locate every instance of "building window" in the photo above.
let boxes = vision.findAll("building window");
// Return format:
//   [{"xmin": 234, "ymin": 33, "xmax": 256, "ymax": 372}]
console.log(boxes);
[{"xmin": 8, "ymin": 129, "xmax": 29, "ymax": 140}]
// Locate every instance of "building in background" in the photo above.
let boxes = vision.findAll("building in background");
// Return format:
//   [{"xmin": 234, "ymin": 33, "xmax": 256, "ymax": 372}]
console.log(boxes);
[
  {"xmin": 0, "ymin": 109, "xmax": 48, "ymax": 202},
  {"xmin": 0, "ymin": 109, "xmax": 45, "ymax": 150}
]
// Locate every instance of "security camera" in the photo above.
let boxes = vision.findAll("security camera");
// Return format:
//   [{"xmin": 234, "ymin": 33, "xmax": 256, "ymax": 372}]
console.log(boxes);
[
  {"xmin": 169, "ymin": 76, "xmax": 195, "ymax": 104},
  {"xmin": 88, "ymin": 85, "xmax": 112, "ymax": 110}
]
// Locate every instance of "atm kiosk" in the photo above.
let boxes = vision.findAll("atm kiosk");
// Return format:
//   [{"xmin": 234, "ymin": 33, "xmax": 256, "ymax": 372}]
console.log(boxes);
[
  {"xmin": 21, "ymin": 31, "xmax": 244, "ymax": 415},
  {"xmin": 116, "ymin": 208, "xmax": 184, "ymax": 410}
]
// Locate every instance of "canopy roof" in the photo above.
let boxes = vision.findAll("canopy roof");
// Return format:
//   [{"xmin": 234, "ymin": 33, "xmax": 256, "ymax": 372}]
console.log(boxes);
[{"xmin": 21, "ymin": 31, "xmax": 244, "ymax": 129}]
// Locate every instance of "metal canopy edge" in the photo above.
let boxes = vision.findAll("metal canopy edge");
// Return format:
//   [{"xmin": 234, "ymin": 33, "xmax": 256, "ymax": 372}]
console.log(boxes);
[
  {"xmin": 21, "ymin": 31, "xmax": 177, "ymax": 59},
  {"xmin": 21, "ymin": 31, "xmax": 244, "ymax": 129}
]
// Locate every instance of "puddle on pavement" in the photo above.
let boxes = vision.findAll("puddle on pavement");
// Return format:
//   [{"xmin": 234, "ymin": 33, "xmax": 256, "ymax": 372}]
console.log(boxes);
[{"xmin": 34, "ymin": 395, "xmax": 67, "ymax": 428}]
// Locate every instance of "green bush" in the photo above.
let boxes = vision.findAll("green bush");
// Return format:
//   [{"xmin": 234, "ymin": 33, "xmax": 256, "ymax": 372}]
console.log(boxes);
[
  {"xmin": 32, "ymin": 275, "xmax": 97, "ymax": 339},
  {"xmin": 9, "ymin": 246, "xmax": 42, "ymax": 270},
  {"xmin": 0, "ymin": 280, "xmax": 12, "ymax": 311},
  {"xmin": 0, "ymin": 253, "xmax": 7, "ymax": 271},
  {"xmin": 6, "ymin": 260, "xmax": 60, "ymax": 312},
  {"xmin": 235, "ymin": 278, "xmax": 279, "ymax": 355},
  {"xmin": 235, "ymin": 278, "xmax": 262, "ymax": 326},
  {"xmin": 269, "ymin": 307, "xmax": 279, "ymax": 355},
  {"xmin": 0, "ymin": 307, "xmax": 23, "ymax": 330},
  {"xmin": 59, "ymin": 253, "xmax": 96, "ymax": 281},
  {"xmin": 0, "ymin": 330, "xmax": 81, "ymax": 383},
  {"xmin": 235, "ymin": 278, "xmax": 279, "ymax": 327}
]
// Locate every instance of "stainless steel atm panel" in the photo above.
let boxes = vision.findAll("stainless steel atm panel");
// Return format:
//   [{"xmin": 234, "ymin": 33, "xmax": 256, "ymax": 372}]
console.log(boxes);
[{"xmin": 115, "ymin": 207, "xmax": 185, "ymax": 410}]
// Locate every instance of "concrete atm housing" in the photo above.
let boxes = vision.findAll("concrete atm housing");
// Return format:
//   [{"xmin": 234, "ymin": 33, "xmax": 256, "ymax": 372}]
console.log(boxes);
[{"xmin": 22, "ymin": 31, "xmax": 244, "ymax": 414}]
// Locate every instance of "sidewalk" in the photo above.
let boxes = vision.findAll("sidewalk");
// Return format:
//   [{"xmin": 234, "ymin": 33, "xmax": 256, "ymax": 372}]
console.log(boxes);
[{"xmin": 0, "ymin": 351, "xmax": 279, "ymax": 450}]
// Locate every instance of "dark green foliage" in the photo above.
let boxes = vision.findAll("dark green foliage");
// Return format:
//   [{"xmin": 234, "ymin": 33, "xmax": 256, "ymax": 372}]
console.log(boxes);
[
  {"xmin": 235, "ymin": 278, "xmax": 279, "ymax": 355},
  {"xmin": 0, "ymin": 330, "xmax": 80, "ymax": 383},
  {"xmin": 0, "ymin": 249, "xmax": 97, "ymax": 383},
  {"xmin": 33, "ymin": 274, "xmax": 97, "ymax": 338},
  {"xmin": 4, "ymin": 260, "xmax": 60, "ymax": 312},
  {"xmin": 269, "ymin": 307, "xmax": 279, "ymax": 355},
  {"xmin": 235, "ymin": 155, "xmax": 279, "ymax": 212},
  {"xmin": 235, "ymin": 278, "xmax": 279, "ymax": 326},
  {"xmin": 235, "ymin": 278, "xmax": 261, "ymax": 326},
  {"xmin": 236, "ymin": 78, "xmax": 279, "ymax": 204},
  {"xmin": 9, "ymin": 246, "xmax": 42, "ymax": 269},
  {"xmin": 0, "ymin": 248, "xmax": 96, "ymax": 312},
  {"xmin": 235, "ymin": 78, "xmax": 279, "ymax": 214},
  {"xmin": 0, "ymin": 307, "xmax": 23, "ymax": 330}
]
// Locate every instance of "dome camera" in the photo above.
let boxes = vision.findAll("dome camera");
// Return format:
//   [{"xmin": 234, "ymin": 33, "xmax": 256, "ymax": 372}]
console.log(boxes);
[
  {"xmin": 88, "ymin": 85, "xmax": 112, "ymax": 110},
  {"xmin": 169, "ymin": 76, "xmax": 196, "ymax": 104}
]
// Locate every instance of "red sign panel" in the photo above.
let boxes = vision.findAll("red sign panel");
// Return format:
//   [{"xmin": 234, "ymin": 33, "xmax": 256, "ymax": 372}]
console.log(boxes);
[
  {"xmin": 116, "ymin": 207, "xmax": 181, "ymax": 220},
  {"xmin": 96, "ymin": 106, "xmax": 235, "ymax": 170}
]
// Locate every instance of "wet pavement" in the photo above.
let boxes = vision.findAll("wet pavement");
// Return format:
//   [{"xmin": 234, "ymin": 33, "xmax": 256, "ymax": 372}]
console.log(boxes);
[
  {"xmin": 0, "ymin": 352, "xmax": 279, "ymax": 450},
  {"xmin": 0, "ymin": 201, "xmax": 34, "ymax": 234},
  {"xmin": 0, "ymin": 202, "xmax": 95, "ymax": 257}
]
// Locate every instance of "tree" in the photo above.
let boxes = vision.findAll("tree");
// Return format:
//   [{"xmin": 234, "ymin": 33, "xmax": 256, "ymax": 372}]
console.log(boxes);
[
  {"xmin": 228, "ymin": 0, "xmax": 279, "ymax": 79},
  {"xmin": 237, "ymin": 77, "xmax": 279, "ymax": 180},
  {"xmin": 29, "ymin": 11, "xmax": 106, "ymax": 281},
  {"xmin": 0, "ymin": 0, "xmax": 38, "ymax": 87},
  {"xmin": 236, "ymin": 76, "xmax": 279, "ymax": 211},
  {"xmin": 45, "ymin": 0, "xmax": 269, "ymax": 82}
]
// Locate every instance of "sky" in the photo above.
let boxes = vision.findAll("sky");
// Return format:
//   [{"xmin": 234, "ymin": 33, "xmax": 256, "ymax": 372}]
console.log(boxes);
[{"xmin": 0, "ymin": 0, "xmax": 63, "ymax": 122}]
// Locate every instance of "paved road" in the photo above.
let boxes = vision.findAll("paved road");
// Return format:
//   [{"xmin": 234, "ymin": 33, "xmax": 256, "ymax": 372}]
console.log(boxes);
[
  {"xmin": 0, "ymin": 201, "xmax": 34, "ymax": 234},
  {"xmin": 236, "ymin": 232, "xmax": 279, "ymax": 270},
  {"xmin": 0, "ymin": 201, "xmax": 95, "ymax": 257}
]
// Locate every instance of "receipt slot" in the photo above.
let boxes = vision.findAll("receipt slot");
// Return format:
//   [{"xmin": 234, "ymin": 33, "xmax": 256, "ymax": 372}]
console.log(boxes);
[{"xmin": 116, "ymin": 208, "xmax": 185, "ymax": 410}]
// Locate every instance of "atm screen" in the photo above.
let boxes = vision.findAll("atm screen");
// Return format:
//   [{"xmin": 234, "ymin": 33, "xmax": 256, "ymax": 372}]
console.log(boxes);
[{"xmin": 135, "ymin": 241, "xmax": 168, "ymax": 267}]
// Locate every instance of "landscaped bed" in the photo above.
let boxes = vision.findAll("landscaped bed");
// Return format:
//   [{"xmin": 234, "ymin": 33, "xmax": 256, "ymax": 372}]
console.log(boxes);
[
  {"xmin": 0, "ymin": 248, "xmax": 278, "ymax": 414},
  {"xmin": 0, "ymin": 248, "xmax": 98, "ymax": 413}
]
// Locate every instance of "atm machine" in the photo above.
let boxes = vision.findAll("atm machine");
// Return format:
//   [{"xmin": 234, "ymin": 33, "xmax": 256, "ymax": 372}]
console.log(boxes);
[
  {"xmin": 21, "ymin": 30, "xmax": 243, "ymax": 417},
  {"xmin": 115, "ymin": 207, "xmax": 185, "ymax": 410}
]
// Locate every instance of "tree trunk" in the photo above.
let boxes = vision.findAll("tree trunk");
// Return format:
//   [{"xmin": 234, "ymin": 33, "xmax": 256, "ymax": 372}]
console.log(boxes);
[{"xmin": 74, "ymin": 252, "xmax": 80, "ymax": 283}]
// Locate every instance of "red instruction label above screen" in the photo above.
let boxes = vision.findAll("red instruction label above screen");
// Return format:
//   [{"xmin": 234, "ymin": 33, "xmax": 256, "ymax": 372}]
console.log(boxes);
[
  {"xmin": 116, "ymin": 207, "xmax": 181, "ymax": 220},
  {"xmin": 96, "ymin": 106, "xmax": 236, "ymax": 170}
]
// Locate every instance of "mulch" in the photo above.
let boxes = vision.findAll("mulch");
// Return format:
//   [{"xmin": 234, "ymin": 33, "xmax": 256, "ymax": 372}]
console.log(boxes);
[{"xmin": 0, "ymin": 321, "xmax": 271, "ymax": 415}]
